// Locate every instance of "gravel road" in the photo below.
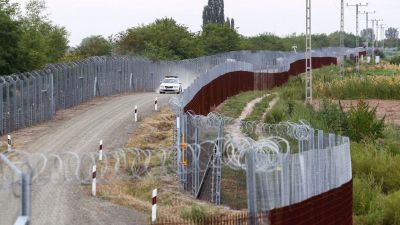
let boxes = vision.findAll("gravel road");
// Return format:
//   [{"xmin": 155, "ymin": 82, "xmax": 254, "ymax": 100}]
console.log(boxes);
[{"xmin": 0, "ymin": 92, "xmax": 170, "ymax": 225}]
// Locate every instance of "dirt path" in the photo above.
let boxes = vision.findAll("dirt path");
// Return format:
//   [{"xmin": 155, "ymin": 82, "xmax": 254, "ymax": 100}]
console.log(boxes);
[
  {"xmin": 226, "ymin": 95, "xmax": 268, "ymax": 140},
  {"xmin": 0, "ymin": 93, "xmax": 170, "ymax": 225},
  {"xmin": 261, "ymin": 97, "xmax": 279, "ymax": 121}
]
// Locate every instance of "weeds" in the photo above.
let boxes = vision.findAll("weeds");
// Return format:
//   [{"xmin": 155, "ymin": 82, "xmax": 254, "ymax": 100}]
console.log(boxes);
[{"xmin": 346, "ymin": 101, "xmax": 385, "ymax": 142}]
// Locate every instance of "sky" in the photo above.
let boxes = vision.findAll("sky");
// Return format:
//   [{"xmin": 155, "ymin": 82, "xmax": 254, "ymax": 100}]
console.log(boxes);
[{"xmin": 16, "ymin": 0, "xmax": 400, "ymax": 46}]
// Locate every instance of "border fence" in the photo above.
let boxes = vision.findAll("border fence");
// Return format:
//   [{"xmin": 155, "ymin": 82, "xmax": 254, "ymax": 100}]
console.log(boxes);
[
  {"xmin": 0, "ymin": 47, "xmax": 366, "ymax": 135},
  {"xmin": 170, "ymin": 49, "xmax": 367, "ymax": 224},
  {"xmin": 0, "ymin": 47, "xmax": 368, "ymax": 225}
]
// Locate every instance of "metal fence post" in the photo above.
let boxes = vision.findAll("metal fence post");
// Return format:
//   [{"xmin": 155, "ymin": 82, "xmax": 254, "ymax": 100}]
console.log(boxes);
[{"xmin": 246, "ymin": 148, "xmax": 258, "ymax": 225}]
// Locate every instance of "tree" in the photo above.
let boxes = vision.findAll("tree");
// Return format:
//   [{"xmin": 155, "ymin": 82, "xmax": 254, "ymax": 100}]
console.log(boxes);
[
  {"xmin": 226, "ymin": 17, "xmax": 230, "ymax": 28},
  {"xmin": 231, "ymin": 18, "xmax": 235, "ymax": 29},
  {"xmin": 115, "ymin": 18, "xmax": 203, "ymax": 60},
  {"xmin": 202, "ymin": 0, "xmax": 225, "ymax": 26},
  {"xmin": 385, "ymin": 27, "xmax": 399, "ymax": 39},
  {"xmin": 361, "ymin": 28, "xmax": 375, "ymax": 42},
  {"xmin": 76, "ymin": 35, "xmax": 112, "ymax": 57},
  {"xmin": 18, "ymin": 0, "xmax": 68, "ymax": 70},
  {"xmin": 201, "ymin": 23, "xmax": 240, "ymax": 55},
  {"xmin": 0, "ymin": 0, "xmax": 25, "ymax": 74}
]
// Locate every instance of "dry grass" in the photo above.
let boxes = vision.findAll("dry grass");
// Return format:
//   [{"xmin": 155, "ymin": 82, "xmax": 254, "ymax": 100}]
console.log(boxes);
[
  {"xmin": 0, "ymin": 146, "xmax": 6, "ymax": 153},
  {"xmin": 125, "ymin": 108, "xmax": 174, "ymax": 150},
  {"xmin": 96, "ymin": 107, "xmax": 237, "ymax": 221}
]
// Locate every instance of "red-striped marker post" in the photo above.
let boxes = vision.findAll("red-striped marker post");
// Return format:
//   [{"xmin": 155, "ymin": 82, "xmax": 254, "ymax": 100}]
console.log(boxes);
[
  {"xmin": 134, "ymin": 105, "xmax": 138, "ymax": 122},
  {"xmin": 99, "ymin": 140, "xmax": 103, "ymax": 161},
  {"xmin": 151, "ymin": 189, "xmax": 157, "ymax": 222},
  {"xmin": 155, "ymin": 97, "xmax": 158, "ymax": 111},
  {"xmin": 7, "ymin": 135, "xmax": 11, "ymax": 152},
  {"xmin": 92, "ymin": 165, "xmax": 97, "ymax": 196}
]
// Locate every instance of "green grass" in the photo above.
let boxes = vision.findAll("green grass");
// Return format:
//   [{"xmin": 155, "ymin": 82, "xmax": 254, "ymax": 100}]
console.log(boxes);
[{"xmin": 217, "ymin": 91, "xmax": 268, "ymax": 118}]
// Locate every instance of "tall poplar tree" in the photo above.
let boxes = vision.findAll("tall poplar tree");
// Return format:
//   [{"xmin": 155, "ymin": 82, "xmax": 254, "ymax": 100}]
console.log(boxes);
[{"xmin": 202, "ymin": 0, "xmax": 225, "ymax": 26}]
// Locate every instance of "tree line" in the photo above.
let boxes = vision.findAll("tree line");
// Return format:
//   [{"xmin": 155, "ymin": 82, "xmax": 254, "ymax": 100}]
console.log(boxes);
[
  {"xmin": 0, "ymin": 0, "xmax": 68, "ymax": 75},
  {"xmin": 1, "ymin": 0, "xmax": 399, "ymax": 75}
]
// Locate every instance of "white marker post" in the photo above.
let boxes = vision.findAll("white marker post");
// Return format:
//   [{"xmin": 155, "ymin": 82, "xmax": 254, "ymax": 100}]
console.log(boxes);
[
  {"xmin": 134, "ymin": 105, "xmax": 138, "ymax": 122},
  {"xmin": 151, "ymin": 189, "xmax": 157, "ymax": 222},
  {"xmin": 99, "ymin": 140, "xmax": 103, "ymax": 161},
  {"xmin": 7, "ymin": 135, "xmax": 11, "ymax": 152},
  {"xmin": 92, "ymin": 165, "xmax": 97, "ymax": 196},
  {"xmin": 154, "ymin": 97, "xmax": 158, "ymax": 111}
]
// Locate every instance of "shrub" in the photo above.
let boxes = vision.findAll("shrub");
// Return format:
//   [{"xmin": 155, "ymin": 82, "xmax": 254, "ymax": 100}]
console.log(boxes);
[
  {"xmin": 390, "ymin": 55, "xmax": 400, "ymax": 65},
  {"xmin": 346, "ymin": 100, "xmax": 385, "ymax": 142},
  {"xmin": 319, "ymin": 99, "xmax": 348, "ymax": 134}
]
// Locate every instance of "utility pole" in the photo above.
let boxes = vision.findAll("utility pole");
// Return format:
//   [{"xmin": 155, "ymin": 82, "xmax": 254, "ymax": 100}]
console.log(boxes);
[
  {"xmin": 360, "ymin": 11, "xmax": 375, "ymax": 47},
  {"xmin": 340, "ymin": 0, "xmax": 345, "ymax": 78},
  {"xmin": 305, "ymin": 0, "xmax": 312, "ymax": 103},
  {"xmin": 347, "ymin": 2, "xmax": 368, "ymax": 73},
  {"xmin": 380, "ymin": 24, "xmax": 386, "ymax": 48},
  {"xmin": 360, "ymin": 11, "xmax": 375, "ymax": 29},
  {"xmin": 370, "ymin": 19, "xmax": 382, "ymax": 62},
  {"xmin": 376, "ymin": 20, "xmax": 383, "ymax": 48}
]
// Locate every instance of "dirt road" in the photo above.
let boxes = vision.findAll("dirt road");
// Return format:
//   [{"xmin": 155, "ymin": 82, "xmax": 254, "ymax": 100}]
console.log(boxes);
[{"xmin": 1, "ymin": 92, "xmax": 170, "ymax": 225}]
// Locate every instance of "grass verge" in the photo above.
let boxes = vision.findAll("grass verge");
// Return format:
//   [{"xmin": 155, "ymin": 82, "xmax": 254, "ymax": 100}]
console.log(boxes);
[{"xmin": 96, "ymin": 108, "xmax": 237, "ymax": 221}]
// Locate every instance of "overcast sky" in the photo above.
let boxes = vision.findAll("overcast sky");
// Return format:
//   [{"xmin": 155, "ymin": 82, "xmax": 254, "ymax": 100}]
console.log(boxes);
[{"xmin": 17, "ymin": 0, "xmax": 400, "ymax": 46}]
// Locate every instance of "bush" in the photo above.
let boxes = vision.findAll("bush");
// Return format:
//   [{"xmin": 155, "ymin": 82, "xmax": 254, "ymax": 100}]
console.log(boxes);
[
  {"xmin": 390, "ymin": 55, "xmax": 400, "ymax": 65},
  {"xmin": 374, "ymin": 49, "xmax": 386, "ymax": 59},
  {"xmin": 346, "ymin": 100, "xmax": 385, "ymax": 142},
  {"xmin": 319, "ymin": 99, "xmax": 348, "ymax": 134}
]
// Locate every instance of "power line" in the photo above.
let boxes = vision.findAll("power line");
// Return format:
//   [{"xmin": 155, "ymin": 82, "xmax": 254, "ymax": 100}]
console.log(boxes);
[{"xmin": 347, "ymin": 2, "xmax": 368, "ymax": 73}]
